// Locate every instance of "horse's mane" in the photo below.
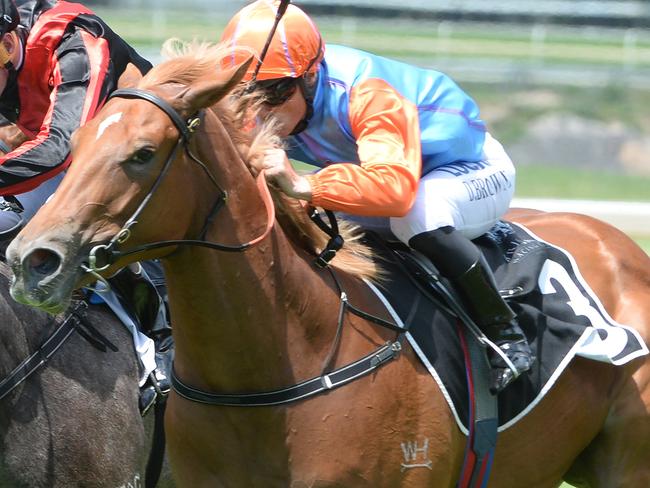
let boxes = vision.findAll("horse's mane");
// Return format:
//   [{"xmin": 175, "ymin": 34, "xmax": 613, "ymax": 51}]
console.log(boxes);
[{"xmin": 141, "ymin": 40, "xmax": 381, "ymax": 281}]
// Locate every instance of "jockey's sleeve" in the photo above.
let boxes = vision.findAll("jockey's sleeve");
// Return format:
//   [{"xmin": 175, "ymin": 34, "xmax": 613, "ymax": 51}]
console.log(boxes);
[
  {"xmin": 306, "ymin": 78, "xmax": 422, "ymax": 217},
  {"xmin": 0, "ymin": 28, "xmax": 108, "ymax": 196}
]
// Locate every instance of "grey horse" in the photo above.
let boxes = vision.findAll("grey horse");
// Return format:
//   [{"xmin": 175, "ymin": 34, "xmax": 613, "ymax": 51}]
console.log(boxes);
[{"xmin": 0, "ymin": 262, "xmax": 173, "ymax": 487}]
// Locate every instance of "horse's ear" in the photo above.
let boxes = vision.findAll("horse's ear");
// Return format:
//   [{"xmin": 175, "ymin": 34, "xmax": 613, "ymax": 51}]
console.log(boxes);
[
  {"xmin": 181, "ymin": 56, "xmax": 254, "ymax": 113},
  {"xmin": 117, "ymin": 63, "xmax": 145, "ymax": 89}
]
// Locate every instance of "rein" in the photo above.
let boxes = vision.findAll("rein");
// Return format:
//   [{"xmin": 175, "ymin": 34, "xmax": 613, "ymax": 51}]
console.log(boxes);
[{"xmin": 0, "ymin": 300, "xmax": 115, "ymax": 401}]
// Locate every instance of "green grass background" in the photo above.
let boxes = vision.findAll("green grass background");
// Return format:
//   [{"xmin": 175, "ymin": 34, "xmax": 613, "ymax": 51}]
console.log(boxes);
[{"xmin": 515, "ymin": 166, "xmax": 650, "ymax": 254}]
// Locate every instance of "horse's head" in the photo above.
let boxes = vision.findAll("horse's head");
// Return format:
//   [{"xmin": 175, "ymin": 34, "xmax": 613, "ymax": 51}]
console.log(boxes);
[{"xmin": 7, "ymin": 43, "xmax": 253, "ymax": 313}]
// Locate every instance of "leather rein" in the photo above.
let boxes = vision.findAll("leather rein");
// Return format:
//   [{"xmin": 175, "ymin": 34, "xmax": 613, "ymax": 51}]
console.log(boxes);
[{"xmin": 85, "ymin": 87, "xmax": 404, "ymax": 407}]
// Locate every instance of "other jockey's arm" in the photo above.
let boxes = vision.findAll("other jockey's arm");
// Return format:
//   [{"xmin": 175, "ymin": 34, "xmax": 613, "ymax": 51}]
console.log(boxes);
[{"xmin": 0, "ymin": 29, "xmax": 108, "ymax": 196}]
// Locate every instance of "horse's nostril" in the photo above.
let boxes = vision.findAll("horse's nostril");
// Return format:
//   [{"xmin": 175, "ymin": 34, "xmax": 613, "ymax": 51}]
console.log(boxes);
[{"xmin": 27, "ymin": 248, "xmax": 61, "ymax": 276}]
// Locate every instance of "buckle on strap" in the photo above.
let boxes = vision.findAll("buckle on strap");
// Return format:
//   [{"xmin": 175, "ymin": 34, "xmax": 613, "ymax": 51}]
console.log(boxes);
[
  {"xmin": 308, "ymin": 206, "xmax": 344, "ymax": 268},
  {"xmin": 371, "ymin": 341, "xmax": 402, "ymax": 367},
  {"xmin": 314, "ymin": 234, "xmax": 344, "ymax": 268},
  {"xmin": 0, "ymin": 195, "xmax": 23, "ymax": 214}
]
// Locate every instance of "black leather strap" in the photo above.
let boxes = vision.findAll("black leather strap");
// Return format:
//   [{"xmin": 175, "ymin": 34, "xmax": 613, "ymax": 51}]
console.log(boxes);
[
  {"xmin": 109, "ymin": 88, "xmax": 194, "ymax": 141},
  {"xmin": 0, "ymin": 304, "xmax": 84, "ymax": 401},
  {"xmin": 171, "ymin": 338, "xmax": 403, "ymax": 406}
]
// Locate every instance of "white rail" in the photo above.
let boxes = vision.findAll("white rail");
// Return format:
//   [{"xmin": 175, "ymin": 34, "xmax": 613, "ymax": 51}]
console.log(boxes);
[{"xmin": 511, "ymin": 198, "xmax": 650, "ymax": 235}]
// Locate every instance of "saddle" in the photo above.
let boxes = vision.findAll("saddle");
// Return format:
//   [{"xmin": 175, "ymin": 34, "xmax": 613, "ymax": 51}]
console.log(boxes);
[{"xmin": 360, "ymin": 220, "xmax": 647, "ymax": 431}]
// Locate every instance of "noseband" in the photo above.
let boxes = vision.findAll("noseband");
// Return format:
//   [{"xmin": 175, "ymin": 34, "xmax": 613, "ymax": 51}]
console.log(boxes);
[{"xmin": 84, "ymin": 88, "xmax": 275, "ymax": 282}]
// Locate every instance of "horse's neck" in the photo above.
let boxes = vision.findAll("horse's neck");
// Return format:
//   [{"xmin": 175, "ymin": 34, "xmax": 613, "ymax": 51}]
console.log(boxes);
[
  {"xmin": 164, "ymin": 228, "xmax": 340, "ymax": 391},
  {"xmin": 164, "ymin": 117, "xmax": 342, "ymax": 391},
  {"xmin": 0, "ymin": 267, "xmax": 32, "ymax": 374}
]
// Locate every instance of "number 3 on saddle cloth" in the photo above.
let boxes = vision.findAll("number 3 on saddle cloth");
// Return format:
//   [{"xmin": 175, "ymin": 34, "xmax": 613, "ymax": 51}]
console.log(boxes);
[{"xmin": 360, "ymin": 220, "xmax": 648, "ymax": 433}]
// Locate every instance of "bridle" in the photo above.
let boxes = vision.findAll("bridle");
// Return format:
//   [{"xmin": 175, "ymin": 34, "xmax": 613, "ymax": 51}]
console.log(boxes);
[
  {"xmin": 83, "ymin": 87, "xmax": 276, "ymax": 283},
  {"xmin": 85, "ymin": 0, "xmax": 293, "ymax": 276}
]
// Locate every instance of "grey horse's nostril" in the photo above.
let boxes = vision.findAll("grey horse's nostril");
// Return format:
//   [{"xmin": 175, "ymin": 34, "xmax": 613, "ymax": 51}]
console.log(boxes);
[{"xmin": 26, "ymin": 248, "xmax": 62, "ymax": 277}]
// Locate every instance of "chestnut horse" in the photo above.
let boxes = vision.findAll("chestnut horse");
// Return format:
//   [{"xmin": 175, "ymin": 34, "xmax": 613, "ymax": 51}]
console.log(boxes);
[{"xmin": 6, "ymin": 44, "xmax": 650, "ymax": 487}]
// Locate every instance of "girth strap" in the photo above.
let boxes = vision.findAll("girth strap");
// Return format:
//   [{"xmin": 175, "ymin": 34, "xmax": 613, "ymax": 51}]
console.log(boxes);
[{"xmin": 171, "ymin": 338, "xmax": 403, "ymax": 407}]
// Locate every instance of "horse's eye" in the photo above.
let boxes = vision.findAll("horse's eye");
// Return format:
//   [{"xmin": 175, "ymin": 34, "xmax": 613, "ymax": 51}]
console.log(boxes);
[{"xmin": 129, "ymin": 148, "xmax": 155, "ymax": 165}]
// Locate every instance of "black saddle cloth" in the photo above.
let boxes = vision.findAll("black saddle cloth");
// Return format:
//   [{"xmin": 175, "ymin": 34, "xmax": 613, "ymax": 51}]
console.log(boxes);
[{"xmin": 364, "ymin": 220, "xmax": 647, "ymax": 432}]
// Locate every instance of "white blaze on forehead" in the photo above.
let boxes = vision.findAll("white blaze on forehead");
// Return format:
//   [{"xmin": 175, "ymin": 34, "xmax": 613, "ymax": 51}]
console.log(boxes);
[{"xmin": 96, "ymin": 112, "xmax": 123, "ymax": 140}]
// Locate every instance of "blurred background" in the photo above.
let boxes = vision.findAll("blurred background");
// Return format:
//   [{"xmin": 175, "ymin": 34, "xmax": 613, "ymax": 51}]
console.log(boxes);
[{"xmin": 85, "ymin": 0, "xmax": 649, "ymax": 253}]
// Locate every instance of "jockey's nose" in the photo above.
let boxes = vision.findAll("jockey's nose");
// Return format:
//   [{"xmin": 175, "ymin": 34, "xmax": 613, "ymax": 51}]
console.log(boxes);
[{"xmin": 24, "ymin": 247, "xmax": 61, "ymax": 278}]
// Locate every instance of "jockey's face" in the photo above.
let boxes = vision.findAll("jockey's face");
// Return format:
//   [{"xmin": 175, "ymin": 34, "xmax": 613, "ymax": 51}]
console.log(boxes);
[
  {"xmin": 0, "ymin": 32, "xmax": 19, "ymax": 96},
  {"xmin": 260, "ymin": 81, "xmax": 307, "ymax": 137}
]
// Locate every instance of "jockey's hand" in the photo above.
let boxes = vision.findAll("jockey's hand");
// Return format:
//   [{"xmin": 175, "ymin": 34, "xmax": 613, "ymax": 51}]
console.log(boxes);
[{"xmin": 262, "ymin": 148, "xmax": 312, "ymax": 201}]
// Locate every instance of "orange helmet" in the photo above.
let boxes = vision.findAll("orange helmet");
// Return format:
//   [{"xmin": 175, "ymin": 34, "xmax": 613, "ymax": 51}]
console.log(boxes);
[{"xmin": 221, "ymin": 0, "xmax": 325, "ymax": 82}]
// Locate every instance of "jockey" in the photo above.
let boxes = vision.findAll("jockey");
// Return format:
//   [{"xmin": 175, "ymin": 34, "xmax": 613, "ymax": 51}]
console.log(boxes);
[
  {"xmin": 0, "ymin": 0, "xmax": 171, "ymax": 414},
  {"xmin": 222, "ymin": 0, "xmax": 534, "ymax": 394}
]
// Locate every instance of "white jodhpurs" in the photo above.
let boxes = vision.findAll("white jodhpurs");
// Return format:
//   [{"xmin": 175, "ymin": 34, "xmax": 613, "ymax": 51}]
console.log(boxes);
[{"xmin": 389, "ymin": 133, "xmax": 515, "ymax": 243}]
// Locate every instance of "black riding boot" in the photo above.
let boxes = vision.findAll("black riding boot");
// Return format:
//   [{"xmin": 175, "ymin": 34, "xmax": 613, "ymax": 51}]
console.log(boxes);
[
  {"xmin": 451, "ymin": 255, "xmax": 534, "ymax": 393},
  {"xmin": 108, "ymin": 262, "xmax": 174, "ymax": 415},
  {"xmin": 409, "ymin": 226, "xmax": 534, "ymax": 394}
]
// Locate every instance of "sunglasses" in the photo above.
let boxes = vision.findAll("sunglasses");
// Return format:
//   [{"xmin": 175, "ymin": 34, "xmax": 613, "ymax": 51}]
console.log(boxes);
[{"xmin": 255, "ymin": 78, "xmax": 298, "ymax": 106}]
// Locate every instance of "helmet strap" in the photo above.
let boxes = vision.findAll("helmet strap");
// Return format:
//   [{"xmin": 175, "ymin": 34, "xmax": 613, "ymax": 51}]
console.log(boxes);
[
  {"xmin": 288, "ymin": 33, "xmax": 323, "ymax": 135},
  {"xmin": 251, "ymin": 0, "xmax": 291, "ymax": 83},
  {"xmin": 289, "ymin": 76, "xmax": 314, "ymax": 136}
]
